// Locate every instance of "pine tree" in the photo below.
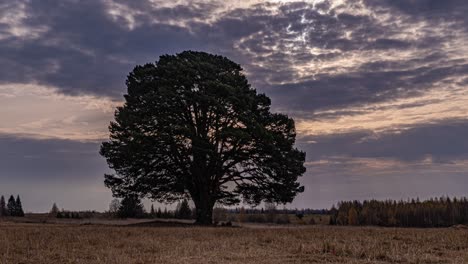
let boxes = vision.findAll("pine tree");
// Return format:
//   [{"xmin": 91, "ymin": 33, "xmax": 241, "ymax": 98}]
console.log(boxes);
[
  {"xmin": 332, "ymin": 196, "xmax": 468, "ymax": 227},
  {"xmin": 50, "ymin": 203, "xmax": 59, "ymax": 217},
  {"xmin": 157, "ymin": 207, "xmax": 162, "ymax": 218},
  {"xmin": 7, "ymin": 195, "xmax": 16, "ymax": 216},
  {"xmin": 176, "ymin": 199, "xmax": 192, "ymax": 219},
  {"xmin": 0, "ymin": 196, "xmax": 6, "ymax": 217},
  {"xmin": 15, "ymin": 195, "xmax": 25, "ymax": 217},
  {"xmin": 118, "ymin": 195, "xmax": 145, "ymax": 218},
  {"xmin": 150, "ymin": 204, "xmax": 156, "ymax": 218}
]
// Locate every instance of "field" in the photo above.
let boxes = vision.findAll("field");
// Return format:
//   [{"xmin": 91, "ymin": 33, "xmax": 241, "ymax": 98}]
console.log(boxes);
[{"xmin": 1, "ymin": 220, "xmax": 468, "ymax": 264}]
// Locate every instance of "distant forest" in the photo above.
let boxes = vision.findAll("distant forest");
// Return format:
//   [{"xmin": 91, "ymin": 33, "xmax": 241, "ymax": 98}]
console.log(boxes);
[
  {"xmin": 4, "ymin": 194, "xmax": 468, "ymax": 228},
  {"xmin": 330, "ymin": 197, "xmax": 468, "ymax": 227}
]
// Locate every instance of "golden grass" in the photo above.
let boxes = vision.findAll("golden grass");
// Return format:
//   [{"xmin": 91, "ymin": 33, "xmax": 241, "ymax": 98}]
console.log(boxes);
[{"xmin": 0, "ymin": 222, "xmax": 467, "ymax": 264}]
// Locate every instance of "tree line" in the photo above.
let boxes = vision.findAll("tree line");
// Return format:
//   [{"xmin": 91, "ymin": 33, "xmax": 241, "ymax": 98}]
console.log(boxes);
[
  {"xmin": 109, "ymin": 196, "xmax": 327, "ymax": 223},
  {"xmin": 330, "ymin": 197, "xmax": 468, "ymax": 227},
  {"xmin": 108, "ymin": 196, "xmax": 193, "ymax": 219},
  {"xmin": 0, "ymin": 195, "xmax": 25, "ymax": 217},
  {"xmin": 49, "ymin": 203, "xmax": 98, "ymax": 219}
]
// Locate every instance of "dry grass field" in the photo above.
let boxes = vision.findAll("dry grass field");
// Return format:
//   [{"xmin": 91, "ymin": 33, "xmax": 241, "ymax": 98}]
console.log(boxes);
[{"xmin": 0, "ymin": 221, "xmax": 467, "ymax": 264}]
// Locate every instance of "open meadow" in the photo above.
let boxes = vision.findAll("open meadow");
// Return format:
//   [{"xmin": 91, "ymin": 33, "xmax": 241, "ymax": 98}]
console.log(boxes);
[{"xmin": 1, "ymin": 220, "xmax": 467, "ymax": 264}]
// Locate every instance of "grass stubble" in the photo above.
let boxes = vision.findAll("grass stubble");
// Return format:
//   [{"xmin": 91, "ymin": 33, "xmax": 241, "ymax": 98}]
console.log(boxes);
[{"xmin": 0, "ymin": 222, "xmax": 467, "ymax": 264}]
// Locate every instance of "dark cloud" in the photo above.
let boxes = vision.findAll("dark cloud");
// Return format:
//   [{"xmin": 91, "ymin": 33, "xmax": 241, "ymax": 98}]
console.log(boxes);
[
  {"xmin": 0, "ymin": 135, "xmax": 108, "ymax": 181},
  {"xmin": 298, "ymin": 120, "xmax": 468, "ymax": 162},
  {"xmin": 1, "ymin": 0, "xmax": 468, "ymax": 209},
  {"xmin": 1, "ymin": 0, "xmax": 466, "ymax": 110},
  {"xmin": 268, "ymin": 62, "xmax": 468, "ymax": 114},
  {"xmin": 213, "ymin": 1, "xmax": 466, "ymax": 114},
  {"xmin": 365, "ymin": 0, "xmax": 468, "ymax": 19},
  {"xmin": 0, "ymin": 0, "xmax": 212, "ymax": 97}
]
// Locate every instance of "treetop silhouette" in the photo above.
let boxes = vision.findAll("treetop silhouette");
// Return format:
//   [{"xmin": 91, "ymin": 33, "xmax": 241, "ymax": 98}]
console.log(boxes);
[{"xmin": 101, "ymin": 51, "xmax": 306, "ymax": 225}]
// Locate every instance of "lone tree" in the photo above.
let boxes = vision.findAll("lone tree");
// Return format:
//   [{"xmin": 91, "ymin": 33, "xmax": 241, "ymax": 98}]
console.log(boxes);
[{"xmin": 101, "ymin": 51, "xmax": 306, "ymax": 225}]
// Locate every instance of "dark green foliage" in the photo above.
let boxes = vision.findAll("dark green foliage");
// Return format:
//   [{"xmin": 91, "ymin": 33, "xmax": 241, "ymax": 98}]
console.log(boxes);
[
  {"xmin": 2, "ymin": 194, "xmax": 25, "ymax": 217},
  {"xmin": 100, "ymin": 51, "xmax": 306, "ymax": 224},
  {"xmin": 0, "ymin": 196, "xmax": 6, "ymax": 217},
  {"xmin": 7, "ymin": 196, "xmax": 15, "ymax": 215},
  {"xmin": 55, "ymin": 210, "xmax": 96, "ymax": 219},
  {"xmin": 15, "ymin": 195, "xmax": 25, "ymax": 217},
  {"xmin": 156, "ymin": 207, "xmax": 175, "ymax": 219},
  {"xmin": 156, "ymin": 207, "xmax": 162, "ymax": 218},
  {"xmin": 332, "ymin": 197, "xmax": 468, "ymax": 227},
  {"xmin": 56, "ymin": 211, "xmax": 78, "ymax": 219},
  {"xmin": 329, "ymin": 206, "xmax": 338, "ymax": 225},
  {"xmin": 163, "ymin": 208, "xmax": 170, "ymax": 218},
  {"xmin": 118, "ymin": 195, "xmax": 145, "ymax": 218},
  {"xmin": 7, "ymin": 195, "xmax": 24, "ymax": 217},
  {"xmin": 150, "ymin": 204, "xmax": 156, "ymax": 218},
  {"xmin": 175, "ymin": 199, "xmax": 192, "ymax": 219}
]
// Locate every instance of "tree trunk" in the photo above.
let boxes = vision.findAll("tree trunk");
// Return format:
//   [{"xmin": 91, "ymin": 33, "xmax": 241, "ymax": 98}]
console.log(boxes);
[{"xmin": 194, "ymin": 198, "xmax": 214, "ymax": 225}]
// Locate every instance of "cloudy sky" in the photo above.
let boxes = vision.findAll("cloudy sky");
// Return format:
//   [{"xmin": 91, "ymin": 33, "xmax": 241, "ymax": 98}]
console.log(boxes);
[{"xmin": 1, "ymin": 0, "xmax": 468, "ymax": 212}]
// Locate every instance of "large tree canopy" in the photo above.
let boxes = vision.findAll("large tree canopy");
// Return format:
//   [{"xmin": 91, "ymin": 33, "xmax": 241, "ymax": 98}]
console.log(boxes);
[{"xmin": 101, "ymin": 51, "xmax": 306, "ymax": 224}]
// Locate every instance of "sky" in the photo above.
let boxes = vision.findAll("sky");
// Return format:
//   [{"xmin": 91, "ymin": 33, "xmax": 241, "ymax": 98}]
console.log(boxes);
[{"xmin": 1, "ymin": 0, "xmax": 468, "ymax": 212}]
